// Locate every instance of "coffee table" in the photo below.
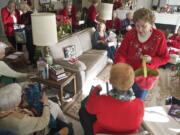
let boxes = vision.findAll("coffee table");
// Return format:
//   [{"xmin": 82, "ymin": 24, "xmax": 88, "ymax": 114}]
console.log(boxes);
[
  {"xmin": 143, "ymin": 106, "xmax": 180, "ymax": 135},
  {"xmin": 31, "ymin": 73, "xmax": 76, "ymax": 105}
]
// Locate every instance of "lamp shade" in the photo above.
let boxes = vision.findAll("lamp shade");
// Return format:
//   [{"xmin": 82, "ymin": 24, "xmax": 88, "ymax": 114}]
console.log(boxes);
[
  {"xmin": 31, "ymin": 13, "xmax": 58, "ymax": 46},
  {"xmin": 99, "ymin": 3, "xmax": 113, "ymax": 20}
]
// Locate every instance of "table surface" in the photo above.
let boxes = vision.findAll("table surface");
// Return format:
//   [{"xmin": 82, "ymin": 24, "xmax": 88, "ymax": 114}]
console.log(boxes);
[
  {"xmin": 31, "ymin": 73, "xmax": 75, "ymax": 89},
  {"xmin": 143, "ymin": 106, "xmax": 180, "ymax": 135}
]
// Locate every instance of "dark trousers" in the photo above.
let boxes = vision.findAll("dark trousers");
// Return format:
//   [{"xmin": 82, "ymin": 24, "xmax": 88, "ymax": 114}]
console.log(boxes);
[
  {"xmin": 79, "ymin": 107, "xmax": 96, "ymax": 135},
  {"xmin": 48, "ymin": 119, "xmax": 74, "ymax": 135},
  {"xmin": 25, "ymin": 28, "xmax": 36, "ymax": 64},
  {"xmin": 7, "ymin": 36, "xmax": 23, "ymax": 51},
  {"xmin": 87, "ymin": 19, "xmax": 97, "ymax": 29},
  {"xmin": 132, "ymin": 83, "xmax": 148, "ymax": 100},
  {"xmin": 94, "ymin": 44, "xmax": 116, "ymax": 61}
]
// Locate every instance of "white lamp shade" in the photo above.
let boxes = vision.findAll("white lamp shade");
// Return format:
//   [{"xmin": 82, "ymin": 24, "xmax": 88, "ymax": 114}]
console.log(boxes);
[
  {"xmin": 31, "ymin": 13, "xmax": 58, "ymax": 46},
  {"xmin": 100, "ymin": 3, "xmax": 113, "ymax": 20}
]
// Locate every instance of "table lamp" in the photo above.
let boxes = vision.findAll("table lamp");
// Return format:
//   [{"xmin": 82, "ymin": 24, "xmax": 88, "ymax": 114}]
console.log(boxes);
[
  {"xmin": 31, "ymin": 13, "xmax": 58, "ymax": 65},
  {"xmin": 99, "ymin": 2, "xmax": 113, "ymax": 21}
]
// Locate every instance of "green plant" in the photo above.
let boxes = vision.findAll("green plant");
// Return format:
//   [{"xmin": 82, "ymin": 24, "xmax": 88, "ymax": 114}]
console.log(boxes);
[{"xmin": 57, "ymin": 17, "xmax": 72, "ymax": 39}]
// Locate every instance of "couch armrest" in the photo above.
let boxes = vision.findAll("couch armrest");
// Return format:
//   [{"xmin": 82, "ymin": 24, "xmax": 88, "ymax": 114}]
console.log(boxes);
[{"xmin": 55, "ymin": 59, "xmax": 87, "ymax": 72}]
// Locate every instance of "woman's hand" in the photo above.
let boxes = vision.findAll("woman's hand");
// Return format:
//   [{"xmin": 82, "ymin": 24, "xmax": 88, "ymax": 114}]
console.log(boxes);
[
  {"xmin": 41, "ymin": 92, "xmax": 49, "ymax": 106},
  {"xmin": 141, "ymin": 55, "xmax": 152, "ymax": 63},
  {"xmin": 97, "ymin": 40, "xmax": 106, "ymax": 44}
]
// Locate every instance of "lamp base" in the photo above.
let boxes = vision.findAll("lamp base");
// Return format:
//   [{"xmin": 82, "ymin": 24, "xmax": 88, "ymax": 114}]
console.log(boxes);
[{"xmin": 43, "ymin": 46, "xmax": 53, "ymax": 65}]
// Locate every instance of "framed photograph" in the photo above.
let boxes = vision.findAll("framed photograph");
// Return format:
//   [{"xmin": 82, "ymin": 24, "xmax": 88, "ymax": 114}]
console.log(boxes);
[{"xmin": 39, "ymin": 0, "xmax": 51, "ymax": 4}]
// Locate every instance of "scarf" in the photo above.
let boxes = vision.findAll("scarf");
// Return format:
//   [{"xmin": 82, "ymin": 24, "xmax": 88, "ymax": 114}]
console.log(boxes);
[{"xmin": 109, "ymin": 88, "xmax": 135, "ymax": 101}]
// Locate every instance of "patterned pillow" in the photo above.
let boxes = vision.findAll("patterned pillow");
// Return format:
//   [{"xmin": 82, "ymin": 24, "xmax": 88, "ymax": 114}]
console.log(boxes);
[{"xmin": 63, "ymin": 45, "xmax": 76, "ymax": 59}]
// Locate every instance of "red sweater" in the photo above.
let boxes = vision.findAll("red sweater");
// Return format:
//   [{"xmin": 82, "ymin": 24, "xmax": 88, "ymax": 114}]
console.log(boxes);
[
  {"xmin": 58, "ymin": 5, "xmax": 77, "ymax": 27},
  {"xmin": 87, "ymin": 5, "xmax": 97, "ymax": 22},
  {"xmin": 168, "ymin": 34, "xmax": 180, "ymax": 49},
  {"xmin": 1, "ymin": 7, "xmax": 20, "ymax": 36},
  {"xmin": 106, "ymin": 18, "xmax": 122, "ymax": 31},
  {"xmin": 114, "ymin": 28, "xmax": 170, "ymax": 70},
  {"xmin": 86, "ymin": 87, "xmax": 144, "ymax": 135}
]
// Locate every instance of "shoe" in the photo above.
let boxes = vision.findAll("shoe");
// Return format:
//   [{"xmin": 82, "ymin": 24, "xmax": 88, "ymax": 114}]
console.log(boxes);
[
  {"xmin": 165, "ymin": 96, "xmax": 180, "ymax": 105},
  {"xmin": 107, "ymin": 58, "xmax": 113, "ymax": 64}
]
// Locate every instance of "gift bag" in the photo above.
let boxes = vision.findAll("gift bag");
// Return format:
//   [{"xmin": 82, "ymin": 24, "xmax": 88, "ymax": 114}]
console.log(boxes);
[{"xmin": 135, "ymin": 59, "xmax": 159, "ymax": 90}]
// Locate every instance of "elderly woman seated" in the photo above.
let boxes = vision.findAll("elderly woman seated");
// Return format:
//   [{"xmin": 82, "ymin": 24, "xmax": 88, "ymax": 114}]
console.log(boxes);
[
  {"xmin": 79, "ymin": 63, "xmax": 144, "ymax": 135},
  {"xmin": 0, "ymin": 83, "xmax": 74, "ymax": 135}
]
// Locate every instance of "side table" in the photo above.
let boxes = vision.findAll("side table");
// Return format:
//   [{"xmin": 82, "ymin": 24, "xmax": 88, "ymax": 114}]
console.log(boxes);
[{"xmin": 31, "ymin": 73, "xmax": 76, "ymax": 106}]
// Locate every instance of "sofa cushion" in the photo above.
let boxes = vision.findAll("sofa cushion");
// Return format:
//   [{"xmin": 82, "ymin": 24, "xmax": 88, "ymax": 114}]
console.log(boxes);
[
  {"xmin": 78, "ymin": 53, "xmax": 107, "ymax": 80},
  {"xmin": 84, "ymin": 49, "xmax": 107, "ymax": 56},
  {"xmin": 78, "ymin": 28, "xmax": 95, "ymax": 52},
  {"xmin": 55, "ymin": 59, "xmax": 87, "ymax": 71},
  {"xmin": 50, "ymin": 36, "xmax": 83, "ymax": 59}
]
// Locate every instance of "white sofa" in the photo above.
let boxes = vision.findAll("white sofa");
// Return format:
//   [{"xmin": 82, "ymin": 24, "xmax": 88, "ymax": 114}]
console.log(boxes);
[{"xmin": 49, "ymin": 28, "xmax": 108, "ymax": 92}]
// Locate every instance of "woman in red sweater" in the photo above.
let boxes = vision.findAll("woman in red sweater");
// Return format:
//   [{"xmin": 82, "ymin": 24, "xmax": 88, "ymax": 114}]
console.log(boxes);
[
  {"xmin": 114, "ymin": 8, "xmax": 169, "ymax": 100},
  {"xmin": 87, "ymin": 0, "xmax": 100, "ymax": 28},
  {"xmin": 1, "ymin": 0, "xmax": 22, "ymax": 50},
  {"xmin": 106, "ymin": 11, "xmax": 122, "ymax": 35},
  {"xmin": 57, "ymin": 1, "xmax": 77, "ymax": 31},
  {"xmin": 168, "ymin": 26, "xmax": 180, "ymax": 54},
  {"xmin": 79, "ymin": 63, "xmax": 144, "ymax": 135}
]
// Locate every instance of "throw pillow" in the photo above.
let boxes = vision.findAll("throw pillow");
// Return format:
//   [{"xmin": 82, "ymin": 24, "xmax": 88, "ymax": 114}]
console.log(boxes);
[{"xmin": 63, "ymin": 45, "xmax": 76, "ymax": 59}]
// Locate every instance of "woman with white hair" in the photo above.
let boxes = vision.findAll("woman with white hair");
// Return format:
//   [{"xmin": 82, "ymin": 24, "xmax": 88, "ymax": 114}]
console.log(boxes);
[{"xmin": 0, "ymin": 83, "xmax": 74, "ymax": 135}]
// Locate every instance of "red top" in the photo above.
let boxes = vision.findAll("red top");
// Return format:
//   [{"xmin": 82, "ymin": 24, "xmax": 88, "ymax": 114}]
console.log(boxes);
[
  {"xmin": 1, "ymin": 7, "xmax": 20, "ymax": 36},
  {"xmin": 106, "ymin": 18, "xmax": 122, "ymax": 31},
  {"xmin": 58, "ymin": 5, "xmax": 77, "ymax": 27},
  {"xmin": 114, "ymin": 28, "xmax": 170, "ymax": 70},
  {"xmin": 168, "ymin": 34, "xmax": 180, "ymax": 49},
  {"xmin": 86, "ymin": 87, "xmax": 144, "ymax": 135},
  {"xmin": 113, "ymin": 0, "xmax": 122, "ymax": 10},
  {"xmin": 87, "ymin": 5, "xmax": 97, "ymax": 22}
]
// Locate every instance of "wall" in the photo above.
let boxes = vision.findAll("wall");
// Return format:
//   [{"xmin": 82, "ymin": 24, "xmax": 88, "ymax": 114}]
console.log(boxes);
[{"xmin": 82, "ymin": 0, "xmax": 152, "ymax": 9}]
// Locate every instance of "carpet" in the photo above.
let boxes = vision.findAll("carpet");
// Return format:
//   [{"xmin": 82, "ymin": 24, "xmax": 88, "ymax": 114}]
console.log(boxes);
[{"xmin": 63, "ymin": 93, "xmax": 85, "ymax": 121}]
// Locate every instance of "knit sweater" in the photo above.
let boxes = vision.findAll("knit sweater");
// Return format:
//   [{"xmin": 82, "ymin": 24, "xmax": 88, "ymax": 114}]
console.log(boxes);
[
  {"xmin": 86, "ymin": 87, "xmax": 144, "ymax": 134},
  {"xmin": 115, "ymin": 28, "xmax": 169, "ymax": 70}
]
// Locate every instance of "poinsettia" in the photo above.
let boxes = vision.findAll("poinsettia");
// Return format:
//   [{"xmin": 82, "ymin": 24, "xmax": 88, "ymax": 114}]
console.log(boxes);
[{"xmin": 56, "ymin": 15, "xmax": 72, "ymax": 39}]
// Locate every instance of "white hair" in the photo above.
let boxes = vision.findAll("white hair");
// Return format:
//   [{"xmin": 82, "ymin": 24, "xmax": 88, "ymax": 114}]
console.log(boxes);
[{"xmin": 0, "ymin": 83, "xmax": 22, "ymax": 112}]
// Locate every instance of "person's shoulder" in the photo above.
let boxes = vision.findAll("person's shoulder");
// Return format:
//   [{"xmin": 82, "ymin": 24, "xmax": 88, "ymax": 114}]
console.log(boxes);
[
  {"xmin": 153, "ymin": 28, "xmax": 166, "ymax": 39},
  {"xmin": 1, "ymin": 7, "xmax": 7, "ymax": 12}
]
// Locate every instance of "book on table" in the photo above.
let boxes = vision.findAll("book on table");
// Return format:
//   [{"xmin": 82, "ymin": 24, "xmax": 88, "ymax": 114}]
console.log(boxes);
[
  {"xmin": 50, "ymin": 72, "xmax": 71, "ymax": 81},
  {"xmin": 49, "ymin": 65, "xmax": 64, "ymax": 75}
]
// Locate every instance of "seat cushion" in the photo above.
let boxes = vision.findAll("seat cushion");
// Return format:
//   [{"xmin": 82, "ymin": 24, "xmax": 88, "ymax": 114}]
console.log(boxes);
[
  {"xmin": 84, "ymin": 49, "xmax": 107, "ymax": 56},
  {"xmin": 78, "ymin": 53, "xmax": 107, "ymax": 81}
]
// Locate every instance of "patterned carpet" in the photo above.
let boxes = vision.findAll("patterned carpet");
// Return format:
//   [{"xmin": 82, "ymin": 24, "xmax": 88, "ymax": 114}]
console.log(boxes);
[{"xmin": 63, "ymin": 65, "xmax": 180, "ymax": 121}]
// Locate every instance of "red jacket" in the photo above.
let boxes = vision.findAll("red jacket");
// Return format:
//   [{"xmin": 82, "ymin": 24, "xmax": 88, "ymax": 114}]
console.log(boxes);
[
  {"xmin": 114, "ymin": 28, "xmax": 170, "ymax": 70},
  {"xmin": 106, "ymin": 18, "xmax": 122, "ymax": 31},
  {"xmin": 87, "ymin": 5, "xmax": 97, "ymax": 22},
  {"xmin": 1, "ymin": 7, "xmax": 20, "ymax": 36},
  {"xmin": 86, "ymin": 87, "xmax": 144, "ymax": 135}
]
